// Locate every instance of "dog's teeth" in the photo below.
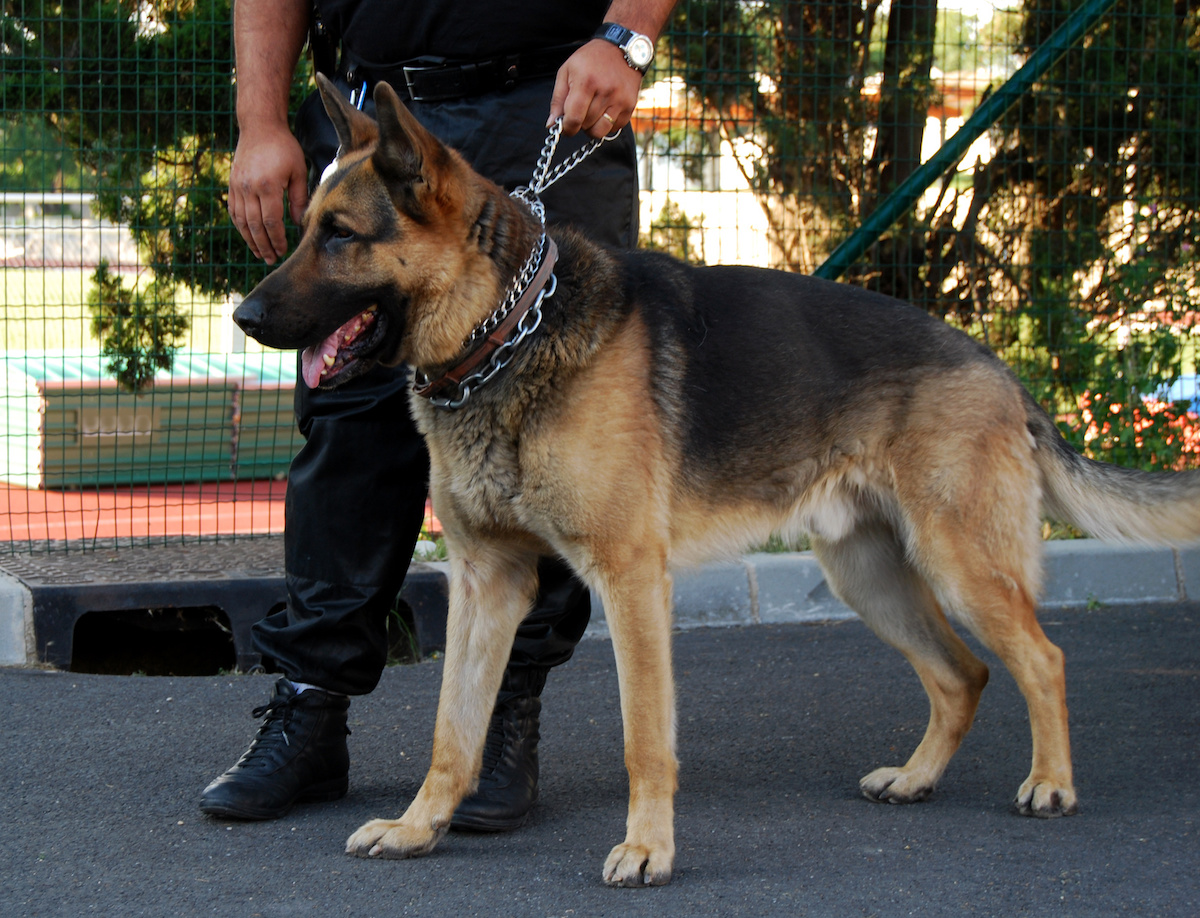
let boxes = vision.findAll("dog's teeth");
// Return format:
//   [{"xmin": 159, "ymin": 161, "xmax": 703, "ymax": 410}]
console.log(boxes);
[{"xmin": 323, "ymin": 353, "xmax": 336, "ymax": 367}]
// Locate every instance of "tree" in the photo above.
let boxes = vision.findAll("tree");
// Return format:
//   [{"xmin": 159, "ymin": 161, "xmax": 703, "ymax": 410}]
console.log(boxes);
[
  {"xmin": 88, "ymin": 259, "xmax": 188, "ymax": 391},
  {"xmin": 640, "ymin": 199, "xmax": 707, "ymax": 264},
  {"xmin": 950, "ymin": 0, "xmax": 1200, "ymax": 468},
  {"xmin": 0, "ymin": 117, "xmax": 98, "ymax": 192},
  {"xmin": 664, "ymin": 0, "xmax": 1200, "ymax": 469},
  {"xmin": 2, "ymin": 0, "xmax": 309, "ymax": 386},
  {"xmin": 665, "ymin": 0, "xmax": 886, "ymax": 273}
]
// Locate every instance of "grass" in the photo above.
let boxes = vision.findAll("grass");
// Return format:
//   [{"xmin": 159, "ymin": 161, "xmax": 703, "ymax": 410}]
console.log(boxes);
[
  {"xmin": 387, "ymin": 598, "xmax": 422, "ymax": 665},
  {"xmin": 759, "ymin": 533, "xmax": 813, "ymax": 553},
  {"xmin": 1, "ymin": 267, "xmax": 260, "ymax": 354},
  {"xmin": 2, "ymin": 269, "xmax": 92, "ymax": 350}
]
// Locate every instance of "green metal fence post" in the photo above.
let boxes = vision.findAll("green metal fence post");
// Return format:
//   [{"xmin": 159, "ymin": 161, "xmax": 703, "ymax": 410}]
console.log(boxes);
[{"xmin": 814, "ymin": 0, "xmax": 1122, "ymax": 281}]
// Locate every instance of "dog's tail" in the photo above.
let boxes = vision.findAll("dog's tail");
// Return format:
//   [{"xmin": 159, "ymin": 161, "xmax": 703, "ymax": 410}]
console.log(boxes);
[{"xmin": 1027, "ymin": 390, "xmax": 1200, "ymax": 545}]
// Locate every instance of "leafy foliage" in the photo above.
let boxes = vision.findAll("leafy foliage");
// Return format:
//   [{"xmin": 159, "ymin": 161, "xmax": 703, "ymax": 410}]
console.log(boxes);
[
  {"xmin": 87, "ymin": 260, "xmax": 189, "ymax": 391},
  {"xmin": 963, "ymin": 0, "xmax": 1200, "ymax": 467},
  {"xmin": 665, "ymin": 0, "xmax": 884, "ymax": 273},
  {"xmin": 3, "ymin": 0, "xmax": 311, "ymax": 388},
  {"xmin": 1, "ymin": 0, "xmax": 291, "ymax": 298},
  {"xmin": 0, "ymin": 117, "xmax": 99, "ymax": 191},
  {"xmin": 640, "ymin": 200, "xmax": 706, "ymax": 264},
  {"xmin": 663, "ymin": 0, "xmax": 1200, "ymax": 468}
]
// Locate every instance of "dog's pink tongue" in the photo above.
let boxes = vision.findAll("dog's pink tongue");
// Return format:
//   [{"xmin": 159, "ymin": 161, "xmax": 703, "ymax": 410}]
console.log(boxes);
[
  {"xmin": 300, "ymin": 308, "xmax": 378, "ymax": 389},
  {"xmin": 301, "ymin": 333, "xmax": 340, "ymax": 389}
]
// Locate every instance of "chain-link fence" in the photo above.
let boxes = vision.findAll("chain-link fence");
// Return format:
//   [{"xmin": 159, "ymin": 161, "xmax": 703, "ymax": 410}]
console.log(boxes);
[{"xmin": 2, "ymin": 1, "xmax": 1198, "ymax": 552}]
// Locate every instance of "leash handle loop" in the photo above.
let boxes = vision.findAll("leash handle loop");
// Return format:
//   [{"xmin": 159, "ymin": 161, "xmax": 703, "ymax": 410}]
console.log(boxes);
[{"xmin": 522, "ymin": 118, "xmax": 622, "ymax": 206}]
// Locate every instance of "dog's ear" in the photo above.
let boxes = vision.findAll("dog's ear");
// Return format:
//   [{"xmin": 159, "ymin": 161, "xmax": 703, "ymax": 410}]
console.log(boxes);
[
  {"xmin": 316, "ymin": 72, "xmax": 378, "ymax": 153},
  {"xmin": 371, "ymin": 81, "xmax": 453, "ymax": 210}
]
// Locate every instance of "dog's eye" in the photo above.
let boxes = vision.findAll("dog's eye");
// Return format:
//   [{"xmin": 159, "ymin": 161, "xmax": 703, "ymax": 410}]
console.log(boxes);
[{"xmin": 325, "ymin": 226, "xmax": 356, "ymax": 253}]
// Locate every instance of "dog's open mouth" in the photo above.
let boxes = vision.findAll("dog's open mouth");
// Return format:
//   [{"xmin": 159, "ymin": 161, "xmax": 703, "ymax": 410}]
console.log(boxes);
[{"xmin": 301, "ymin": 305, "xmax": 386, "ymax": 388}]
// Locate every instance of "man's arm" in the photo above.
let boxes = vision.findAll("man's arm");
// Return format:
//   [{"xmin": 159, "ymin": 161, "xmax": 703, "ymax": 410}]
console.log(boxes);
[
  {"xmin": 549, "ymin": 0, "xmax": 679, "ymax": 138},
  {"xmin": 228, "ymin": 0, "xmax": 310, "ymax": 264}
]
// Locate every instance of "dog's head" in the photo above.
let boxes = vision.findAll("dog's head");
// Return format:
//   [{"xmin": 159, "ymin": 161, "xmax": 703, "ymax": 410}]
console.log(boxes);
[{"xmin": 234, "ymin": 74, "xmax": 529, "ymax": 389}]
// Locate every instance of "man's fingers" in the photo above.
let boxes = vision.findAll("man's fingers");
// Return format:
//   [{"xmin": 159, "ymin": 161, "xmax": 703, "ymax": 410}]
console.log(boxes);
[
  {"xmin": 241, "ymin": 194, "xmax": 279, "ymax": 266},
  {"xmin": 547, "ymin": 70, "xmax": 570, "ymax": 128},
  {"xmin": 227, "ymin": 129, "xmax": 307, "ymax": 264},
  {"xmin": 584, "ymin": 102, "xmax": 624, "ymax": 139},
  {"xmin": 551, "ymin": 41, "xmax": 644, "ymax": 138},
  {"xmin": 559, "ymin": 82, "xmax": 602, "ymax": 137},
  {"xmin": 228, "ymin": 190, "xmax": 263, "ymax": 261},
  {"xmin": 287, "ymin": 173, "xmax": 309, "ymax": 227},
  {"xmin": 231, "ymin": 176, "xmax": 292, "ymax": 264}
]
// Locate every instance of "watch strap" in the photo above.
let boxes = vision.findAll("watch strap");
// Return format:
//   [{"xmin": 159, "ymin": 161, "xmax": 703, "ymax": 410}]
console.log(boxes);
[{"xmin": 592, "ymin": 22, "xmax": 653, "ymax": 73}]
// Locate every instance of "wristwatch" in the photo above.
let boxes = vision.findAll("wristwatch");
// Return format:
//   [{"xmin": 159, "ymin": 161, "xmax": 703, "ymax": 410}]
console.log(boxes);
[{"xmin": 593, "ymin": 22, "xmax": 655, "ymax": 74}]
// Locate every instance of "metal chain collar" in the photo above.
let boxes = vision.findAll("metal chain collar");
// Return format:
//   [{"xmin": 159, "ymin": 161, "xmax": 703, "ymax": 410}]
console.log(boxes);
[
  {"xmin": 417, "ymin": 120, "xmax": 620, "ymax": 410},
  {"xmin": 424, "ymin": 275, "xmax": 558, "ymax": 410},
  {"xmin": 456, "ymin": 230, "xmax": 547, "ymax": 354}
]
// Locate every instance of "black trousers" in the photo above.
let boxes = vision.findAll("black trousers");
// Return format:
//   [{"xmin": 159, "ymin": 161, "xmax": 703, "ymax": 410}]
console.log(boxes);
[{"xmin": 252, "ymin": 76, "xmax": 639, "ymax": 695}]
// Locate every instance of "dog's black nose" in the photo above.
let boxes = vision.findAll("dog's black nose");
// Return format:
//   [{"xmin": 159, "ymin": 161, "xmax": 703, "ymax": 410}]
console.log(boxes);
[{"xmin": 232, "ymin": 298, "xmax": 265, "ymax": 340}]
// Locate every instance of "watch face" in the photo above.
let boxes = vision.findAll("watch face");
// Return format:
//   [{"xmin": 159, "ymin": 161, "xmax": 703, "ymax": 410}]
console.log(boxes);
[{"xmin": 627, "ymin": 35, "xmax": 654, "ymax": 69}]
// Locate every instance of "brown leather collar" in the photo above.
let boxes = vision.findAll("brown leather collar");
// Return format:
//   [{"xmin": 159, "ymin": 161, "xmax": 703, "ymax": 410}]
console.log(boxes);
[{"xmin": 413, "ymin": 237, "xmax": 558, "ymax": 401}]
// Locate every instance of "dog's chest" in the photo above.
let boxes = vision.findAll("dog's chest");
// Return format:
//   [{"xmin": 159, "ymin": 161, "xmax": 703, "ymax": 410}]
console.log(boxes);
[{"xmin": 423, "ymin": 407, "xmax": 532, "ymax": 528}]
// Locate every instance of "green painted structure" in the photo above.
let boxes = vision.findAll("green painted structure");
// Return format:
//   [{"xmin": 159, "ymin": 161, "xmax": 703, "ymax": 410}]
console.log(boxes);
[{"xmin": 0, "ymin": 351, "xmax": 304, "ymax": 488}]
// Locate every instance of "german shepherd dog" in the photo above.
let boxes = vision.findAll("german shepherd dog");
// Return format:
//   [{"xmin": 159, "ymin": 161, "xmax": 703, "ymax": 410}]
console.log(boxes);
[{"xmin": 233, "ymin": 74, "xmax": 1200, "ymax": 886}]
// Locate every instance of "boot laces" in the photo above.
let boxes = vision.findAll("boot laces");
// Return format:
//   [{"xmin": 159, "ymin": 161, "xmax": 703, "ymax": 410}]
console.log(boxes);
[{"xmin": 240, "ymin": 695, "xmax": 299, "ymax": 764}]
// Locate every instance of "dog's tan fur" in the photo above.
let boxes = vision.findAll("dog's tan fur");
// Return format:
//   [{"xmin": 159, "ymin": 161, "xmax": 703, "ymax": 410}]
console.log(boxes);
[{"xmin": 232, "ymin": 75, "xmax": 1200, "ymax": 886}]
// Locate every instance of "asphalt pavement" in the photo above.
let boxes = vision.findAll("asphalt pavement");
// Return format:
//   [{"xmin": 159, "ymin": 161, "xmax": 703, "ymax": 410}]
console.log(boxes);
[{"xmin": 2, "ymin": 601, "xmax": 1198, "ymax": 917}]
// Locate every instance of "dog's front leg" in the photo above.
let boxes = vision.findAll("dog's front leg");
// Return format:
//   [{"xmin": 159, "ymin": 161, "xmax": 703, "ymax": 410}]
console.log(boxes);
[
  {"xmin": 346, "ymin": 547, "xmax": 538, "ymax": 859},
  {"xmin": 596, "ymin": 556, "xmax": 679, "ymax": 887}
]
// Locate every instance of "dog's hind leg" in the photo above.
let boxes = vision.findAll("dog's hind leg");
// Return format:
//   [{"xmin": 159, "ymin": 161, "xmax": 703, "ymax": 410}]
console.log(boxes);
[
  {"xmin": 915, "ymin": 524, "xmax": 1076, "ymax": 818},
  {"xmin": 895, "ymin": 458, "xmax": 1077, "ymax": 818},
  {"xmin": 813, "ymin": 519, "xmax": 991, "ymax": 805},
  {"xmin": 346, "ymin": 544, "xmax": 539, "ymax": 859},
  {"xmin": 588, "ymin": 545, "xmax": 678, "ymax": 887}
]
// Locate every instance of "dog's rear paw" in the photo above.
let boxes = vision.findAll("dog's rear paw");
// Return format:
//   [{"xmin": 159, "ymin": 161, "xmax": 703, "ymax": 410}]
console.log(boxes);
[
  {"xmin": 1015, "ymin": 779, "xmax": 1078, "ymax": 818},
  {"xmin": 860, "ymin": 766, "xmax": 936, "ymax": 805},
  {"xmin": 602, "ymin": 841, "xmax": 674, "ymax": 887},
  {"xmin": 345, "ymin": 817, "xmax": 446, "ymax": 859}
]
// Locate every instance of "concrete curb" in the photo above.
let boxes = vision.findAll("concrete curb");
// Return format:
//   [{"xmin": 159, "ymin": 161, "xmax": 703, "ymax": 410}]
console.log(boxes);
[
  {"xmin": 0, "ymin": 569, "xmax": 34, "ymax": 665},
  {"xmin": 582, "ymin": 541, "xmax": 1198, "ymax": 639},
  {"xmin": 1, "ymin": 541, "xmax": 1195, "ymax": 664}
]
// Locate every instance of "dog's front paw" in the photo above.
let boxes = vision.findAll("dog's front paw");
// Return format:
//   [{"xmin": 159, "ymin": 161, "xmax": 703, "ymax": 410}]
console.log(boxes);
[
  {"xmin": 860, "ymin": 766, "xmax": 936, "ymax": 804},
  {"xmin": 345, "ymin": 817, "xmax": 447, "ymax": 859},
  {"xmin": 602, "ymin": 840, "xmax": 674, "ymax": 887},
  {"xmin": 1015, "ymin": 778, "xmax": 1078, "ymax": 818}
]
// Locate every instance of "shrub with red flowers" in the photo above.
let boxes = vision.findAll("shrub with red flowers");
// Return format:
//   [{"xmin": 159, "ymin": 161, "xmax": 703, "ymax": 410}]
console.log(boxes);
[{"xmin": 1075, "ymin": 391, "xmax": 1200, "ymax": 472}]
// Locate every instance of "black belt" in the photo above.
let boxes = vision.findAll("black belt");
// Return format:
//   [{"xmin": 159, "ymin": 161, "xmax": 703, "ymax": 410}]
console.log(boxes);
[{"xmin": 342, "ymin": 42, "xmax": 584, "ymax": 103}]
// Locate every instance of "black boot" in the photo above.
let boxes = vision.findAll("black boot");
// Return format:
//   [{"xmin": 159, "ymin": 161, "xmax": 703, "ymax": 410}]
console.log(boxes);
[
  {"xmin": 199, "ymin": 678, "xmax": 351, "ymax": 820},
  {"xmin": 450, "ymin": 666, "xmax": 548, "ymax": 832}
]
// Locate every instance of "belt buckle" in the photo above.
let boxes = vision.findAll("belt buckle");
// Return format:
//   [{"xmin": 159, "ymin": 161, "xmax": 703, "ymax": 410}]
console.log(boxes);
[{"xmin": 401, "ymin": 56, "xmax": 449, "ymax": 102}]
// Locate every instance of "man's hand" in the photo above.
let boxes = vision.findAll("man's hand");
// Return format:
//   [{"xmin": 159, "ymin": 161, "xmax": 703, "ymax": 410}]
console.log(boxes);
[
  {"xmin": 228, "ymin": 124, "xmax": 309, "ymax": 265},
  {"xmin": 229, "ymin": 0, "xmax": 309, "ymax": 263},
  {"xmin": 548, "ymin": 39, "xmax": 645, "ymax": 138}
]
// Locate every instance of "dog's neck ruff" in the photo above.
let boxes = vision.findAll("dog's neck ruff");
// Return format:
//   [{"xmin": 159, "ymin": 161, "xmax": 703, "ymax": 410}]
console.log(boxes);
[
  {"xmin": 412, "ymin": 231, "xmax": 558, "ymax": 410},
  {"xmin": 411, "ymin": 119, "xmax": 618, "ymax": 410}
]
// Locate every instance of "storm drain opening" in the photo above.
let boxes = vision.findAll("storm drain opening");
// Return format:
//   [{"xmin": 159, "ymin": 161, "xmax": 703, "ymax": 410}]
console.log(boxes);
[{"xmin": 71, "ymin": 606, "xmax": 237, "ymax": 676}]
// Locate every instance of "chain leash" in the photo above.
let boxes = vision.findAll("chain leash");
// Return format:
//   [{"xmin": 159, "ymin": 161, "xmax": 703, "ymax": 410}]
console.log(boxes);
[
  {"xmin": 510, "ymin": 118, "xmax": 622, "ymax": 225},
  {"xmin": 419, "ymin": 120, "xmax": 620, "ymax": 410}
]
